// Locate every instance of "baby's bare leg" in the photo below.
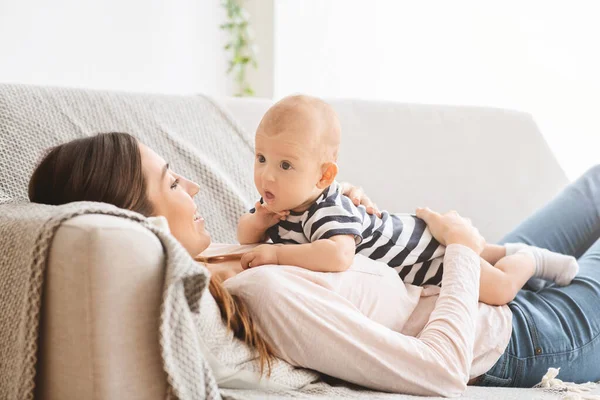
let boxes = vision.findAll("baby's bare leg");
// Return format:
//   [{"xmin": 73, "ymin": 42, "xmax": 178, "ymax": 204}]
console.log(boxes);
[
  {"xmin": 480, "ymin": 244, "xmax": 506, "ymax": 265},
  {"xmin": 478, "ymin": 254, "xmax": 535, "ymax": 306}
]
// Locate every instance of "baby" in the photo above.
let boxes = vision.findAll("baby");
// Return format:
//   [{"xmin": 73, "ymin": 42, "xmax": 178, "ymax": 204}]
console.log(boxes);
[{"xmin": 236, "ymin": 95, "xmax": 579, "ymax": 305}]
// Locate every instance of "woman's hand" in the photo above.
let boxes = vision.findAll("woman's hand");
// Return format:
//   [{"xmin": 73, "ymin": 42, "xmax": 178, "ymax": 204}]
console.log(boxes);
[
  {"xmin": 415, "ymin": 207, "xmax": 485, "ymax": 255},
  {"xmin": 340, "ymin": 182, "xmax": 382, "ymax": 217}
]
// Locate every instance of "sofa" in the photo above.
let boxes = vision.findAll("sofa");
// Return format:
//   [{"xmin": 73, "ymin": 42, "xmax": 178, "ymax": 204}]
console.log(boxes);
[{"xmin": 0, "ymin": 84, "xmax": 578, "ymax": 399}]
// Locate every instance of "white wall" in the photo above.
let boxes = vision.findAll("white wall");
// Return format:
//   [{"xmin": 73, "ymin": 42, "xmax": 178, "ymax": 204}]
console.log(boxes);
[
  {"xmin": 274, "ymin": 0, "xmax": 600, "ymax": 180},
  {"xmin": 245, "ymin": 0, "xmax": 275, "ymax": 98},
  {"xmin": 0, "ymin": 0, "xmax": 232, "ymax": 95},
  {"xmin": 2, "ymin": 0, "xmax": 597, "ymax": 179}
]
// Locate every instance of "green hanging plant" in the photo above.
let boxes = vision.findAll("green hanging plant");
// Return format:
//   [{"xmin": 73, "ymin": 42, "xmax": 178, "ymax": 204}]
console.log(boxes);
[{"xmin": 221, "ymin": 0, "xmax": 258, "ymax": 97}]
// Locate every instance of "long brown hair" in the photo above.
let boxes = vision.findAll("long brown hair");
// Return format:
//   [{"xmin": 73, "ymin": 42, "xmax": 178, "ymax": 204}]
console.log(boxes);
[{"xmin": 29, "ymin": 132, "xmax": 274, "ymax": 375}]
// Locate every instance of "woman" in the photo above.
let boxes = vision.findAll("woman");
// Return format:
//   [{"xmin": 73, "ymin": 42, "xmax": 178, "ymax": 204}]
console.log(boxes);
[{"xmin": 29, "ymin": 132, "xmax": 600, "ymax": 396}]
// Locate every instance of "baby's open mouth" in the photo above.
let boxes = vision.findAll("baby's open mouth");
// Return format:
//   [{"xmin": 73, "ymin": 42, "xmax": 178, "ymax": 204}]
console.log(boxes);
[
  {"xmin": 264, "ymin": 191, "xmax": 275, "ymax": 203},
  {"xmin": 193, "ymin": 209, "xmax": 203, "ymax": 222}
]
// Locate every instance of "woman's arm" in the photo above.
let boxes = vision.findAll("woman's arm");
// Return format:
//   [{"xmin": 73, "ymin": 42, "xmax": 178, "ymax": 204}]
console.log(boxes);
[{"xmin": 228, "ymin": 243, "xmax": 481, "ymax": 397}]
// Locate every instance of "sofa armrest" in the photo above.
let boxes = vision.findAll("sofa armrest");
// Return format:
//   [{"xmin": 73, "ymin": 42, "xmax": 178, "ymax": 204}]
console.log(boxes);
[{"xmin": 36, "ymin": 214, "xmax": 167, "ymax": 400}]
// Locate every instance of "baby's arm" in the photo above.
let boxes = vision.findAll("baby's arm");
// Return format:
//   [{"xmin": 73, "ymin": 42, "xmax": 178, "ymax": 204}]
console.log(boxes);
[
  {"xmin": 237, "ymin": 201, "xmax": 289, "ymax": 244},
  {"xmin": 237, "ymin": 212, "xmax": 268, "ymax": 244},
  {"xmin": 240, "ymin": 235, "xmax": 356, "ymax": 272},
  {"xmin": 240, "ymin": 191, "xmax": 363, "ymax": 269}
]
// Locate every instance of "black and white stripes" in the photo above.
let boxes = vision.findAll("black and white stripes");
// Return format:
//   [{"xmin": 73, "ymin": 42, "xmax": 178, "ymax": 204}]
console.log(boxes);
[{"xmin": 255, "ymin": 181, "xmax": 447, "ymax": 286}]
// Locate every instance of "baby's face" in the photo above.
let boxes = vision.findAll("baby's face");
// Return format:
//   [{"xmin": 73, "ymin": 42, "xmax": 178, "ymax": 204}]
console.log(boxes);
[{"xmin": 254, "ymin": 128, "xmax": 323, "ymax": 213}]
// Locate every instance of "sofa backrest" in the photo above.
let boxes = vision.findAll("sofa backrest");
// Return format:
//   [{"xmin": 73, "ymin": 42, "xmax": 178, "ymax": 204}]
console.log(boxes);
[
  {"xmin": 221, "ymin": 96, "xmax": 569, "ymax": 243},
  {"xmin": 0, "ymin": 84, "xmax": 257, "ymax": 243},
  {"xmin": 0, "ymin": 84, "xmax": 569, "ymax": 243}
]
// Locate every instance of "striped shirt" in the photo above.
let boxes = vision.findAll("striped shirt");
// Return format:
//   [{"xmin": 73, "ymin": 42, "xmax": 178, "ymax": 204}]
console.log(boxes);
[{"xmin": 251, "ymin": 181, "xmax": 447, "ymax": 286}]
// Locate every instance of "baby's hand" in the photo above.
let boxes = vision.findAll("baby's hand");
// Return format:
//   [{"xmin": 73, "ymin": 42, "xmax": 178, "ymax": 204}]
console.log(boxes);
[
  {"xmin": 241, "ymin": 244, "xmax": 280, "ymax": 269},
  {"xmin": 253, "ymin": 201, "xmax": 290, "ymax": 229}
]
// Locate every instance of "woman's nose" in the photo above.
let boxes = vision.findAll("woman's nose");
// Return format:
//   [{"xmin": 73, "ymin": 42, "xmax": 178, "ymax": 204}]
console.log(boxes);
[{"xmin": 184, "ymin": 178, "xmax": 200, "ymax": 197}]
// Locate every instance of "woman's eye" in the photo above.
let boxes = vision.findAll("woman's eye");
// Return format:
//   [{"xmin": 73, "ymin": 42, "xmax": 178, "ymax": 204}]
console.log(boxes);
[
  {"xmin": 170, "ymin": 178, "xmax": 180, "ymax": 189},
  {"xmin": 281, "ymin": 161, "xmax": 292, "ymax": 170},
  {"xmin": 257, "ymin": 155, "xmax": 266, "ymax": 163}
]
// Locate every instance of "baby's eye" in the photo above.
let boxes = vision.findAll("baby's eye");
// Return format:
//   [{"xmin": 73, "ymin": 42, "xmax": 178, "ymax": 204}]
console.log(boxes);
[
  {"xmin": 170, "ymin": 178, "xmax": 180, "ymax": 190},
  {"xmin": 257, "ymin": 155, "xmax": 266, "ymax": 163},
  {"xmin": 280, "ymin": 161, "xmax": 292, "ymax": 170}
]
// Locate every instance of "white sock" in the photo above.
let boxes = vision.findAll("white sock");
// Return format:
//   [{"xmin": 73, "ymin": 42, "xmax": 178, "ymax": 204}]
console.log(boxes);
[
  {"xmin": 505, "ymin": 242, "xmax": 528, "ymax": 256},
  {"xmin": 505, "ymin": 243, "xmax": 579, "ymax": 286}
]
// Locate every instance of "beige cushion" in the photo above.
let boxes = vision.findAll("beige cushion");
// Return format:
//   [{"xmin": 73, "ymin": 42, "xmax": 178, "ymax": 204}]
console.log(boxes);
[{"xmin": 37, "ymin": 214, "xmax": 167, "ymax": 400}]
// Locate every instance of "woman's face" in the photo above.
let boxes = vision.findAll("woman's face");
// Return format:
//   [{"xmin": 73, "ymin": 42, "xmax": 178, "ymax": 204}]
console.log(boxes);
[{"xmin": 139, "ymin": 143, "xmax": 210, "ymax": 256}]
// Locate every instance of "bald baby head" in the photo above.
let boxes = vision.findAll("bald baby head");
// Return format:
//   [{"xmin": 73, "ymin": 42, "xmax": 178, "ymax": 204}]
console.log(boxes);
[
  {"xmin": 253, "ymin": 95, "xmax": 342, "ymax": 212},
  {"xmin": 257, "ymin": 94, "xmax": 341, "ymax": 162}
]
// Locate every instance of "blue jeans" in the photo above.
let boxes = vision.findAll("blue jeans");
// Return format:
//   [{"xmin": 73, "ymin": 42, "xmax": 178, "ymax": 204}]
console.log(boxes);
[{"xmin": 477, "ymin": 164, "xmax": 600, "ymax": 387}]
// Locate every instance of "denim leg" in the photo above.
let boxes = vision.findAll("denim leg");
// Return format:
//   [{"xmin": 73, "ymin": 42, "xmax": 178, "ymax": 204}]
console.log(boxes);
[
  {"xmin": 502, "ymin": 237, "xmax": 600, "ymax": 387},
  {"xmin": 478, "ymin": 166, "xmax": 600, "ymax": 387},
  {"xmin": 499, "ymin": 164, "xmax": 600, "ymax": 258}
]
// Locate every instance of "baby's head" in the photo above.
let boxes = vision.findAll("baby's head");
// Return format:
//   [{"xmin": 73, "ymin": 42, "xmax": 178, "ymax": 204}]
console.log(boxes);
[{"xmin": 254, "ymin": 94, "xmax": 341, "ymax": 213}]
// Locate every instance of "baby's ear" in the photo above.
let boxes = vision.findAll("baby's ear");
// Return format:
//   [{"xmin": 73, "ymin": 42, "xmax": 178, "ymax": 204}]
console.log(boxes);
[{"xmin": 317, "ymin": 162, "xmax": 338, "ymax": 189}]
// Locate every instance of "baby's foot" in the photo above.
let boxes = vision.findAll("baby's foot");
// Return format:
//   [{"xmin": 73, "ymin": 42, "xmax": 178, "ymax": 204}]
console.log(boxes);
[{"xmin": 507, "ymin": 243, "xmax": 579, "ymax": 286}]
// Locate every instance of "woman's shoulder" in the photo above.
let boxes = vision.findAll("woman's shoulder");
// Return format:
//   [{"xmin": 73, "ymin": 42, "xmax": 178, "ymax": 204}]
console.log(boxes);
[{"xmin": 201, "ymin": 242, "xmax": 259, "ymax": 257}]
